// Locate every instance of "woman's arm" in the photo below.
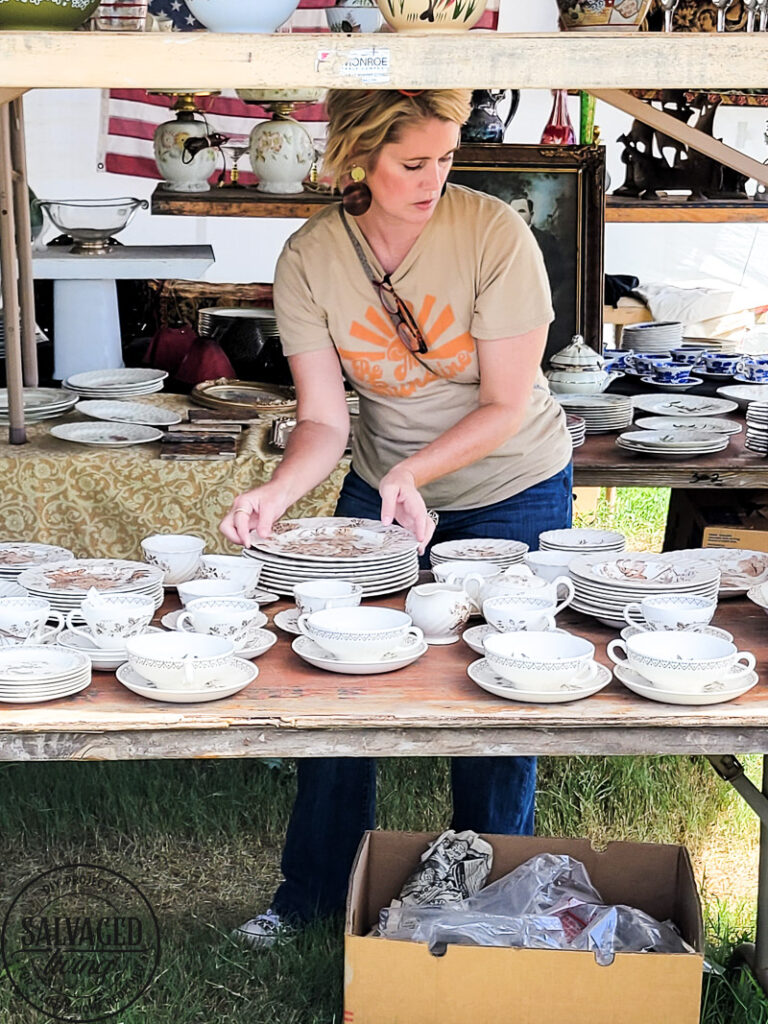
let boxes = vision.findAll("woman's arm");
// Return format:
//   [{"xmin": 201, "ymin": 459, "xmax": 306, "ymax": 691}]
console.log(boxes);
[
  {"xmin": 220, "ymin": 347, "xmax": 350, "ymax": 546},
  {"xmin": 379, "ymin": 324, "xmax": 548, "ymax": 532}
]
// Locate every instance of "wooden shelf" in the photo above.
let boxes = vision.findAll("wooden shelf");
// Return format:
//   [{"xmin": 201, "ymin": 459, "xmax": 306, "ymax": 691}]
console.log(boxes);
[
  {"xmin": 606, "ymin": 196, "xmax": 768, "ymax": 222},
  {"xmin": 152, "ymin": 185, "xmax": 335, "ymax": 219},
  {"xmin": 0, "ymin": 31, "xmax": 767, "ymax": 90}
]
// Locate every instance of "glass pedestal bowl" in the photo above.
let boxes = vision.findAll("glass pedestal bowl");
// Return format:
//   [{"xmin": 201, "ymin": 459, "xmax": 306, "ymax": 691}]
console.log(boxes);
[{"xmin": 36, "ymin": 198, "xmax": 149, "ymax": 255}]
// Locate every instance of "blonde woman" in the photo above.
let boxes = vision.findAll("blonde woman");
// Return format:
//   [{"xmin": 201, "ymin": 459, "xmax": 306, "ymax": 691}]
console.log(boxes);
[{"xmin": 221, "ymin": 89, "xmax": 572, "ymax": 946}]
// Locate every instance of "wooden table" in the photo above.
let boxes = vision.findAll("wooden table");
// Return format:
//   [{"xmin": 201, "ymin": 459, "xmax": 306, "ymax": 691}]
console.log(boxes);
[{"xmin": 2, "ymin": 593, "xmax": 767, "ymax": 763}]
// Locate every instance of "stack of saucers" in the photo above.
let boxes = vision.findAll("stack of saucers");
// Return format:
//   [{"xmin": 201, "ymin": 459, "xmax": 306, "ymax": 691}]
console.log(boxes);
[
  {"xmin": 198, "ymin": 306, "xmax": 279, "ymax": 342},
  {"xmin": 745, "ymin": 402, "xmax": 768, "ymax": 454},
  {"xmin": 621, "ymin": 321, "xmax": 683, "ymax": 353},
  {"xmin": 0, "ymin": 542, "xmax": 74, "ymax": 581},
  {"xmin": 17, "ymin": 558, "xmax": 164, "ymax": 622},
  {"xmin": 568, "ymin": 551, "xmax": 721, "ymax": 629},
  {"xmin": 616, "ymin": 428, "xmax": 730, "ymax": 459},
  {"xmin": 429, "ymin": 538, "xmax": 528, "ymax": 570},
  {"xmin": 566, "ymin": 414, "xmax": 586, "ymax": 448},
  {"xmin": 0, "ymin": 646, "xmax": 91, "ymax": 703},
  {"xmin": 0, "ymin": 387, "xmax": 79, "ymax": 424},
  {"xmin": 554, "ymin": 395, "xmax": 633, "ymax": 434},
  {"xmin": 539, "ymin": 528, "xmax": 625, "ymax": 556},
  {"xmin": 243, "ymin": 517, "xmax": 420, "ymax": 598},
  {"xmin": 62, "ymin": 368, "xmax": 168, "ymax": 399}
]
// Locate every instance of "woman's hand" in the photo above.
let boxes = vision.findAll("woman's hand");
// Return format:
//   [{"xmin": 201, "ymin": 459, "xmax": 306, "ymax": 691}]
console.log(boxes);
[
  {"xmin": 378, "ymin": 466, "xmax": 436, "ymax": 554},
  {"xmin": 219, "ymin": 483, "xmax": 291, "ymax": 548}
]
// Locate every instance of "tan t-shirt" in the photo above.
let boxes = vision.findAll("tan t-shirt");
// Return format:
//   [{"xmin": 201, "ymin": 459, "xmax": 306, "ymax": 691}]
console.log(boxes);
[{"xmin": 273, "ymin": 183, "xmax": 572, "ymax": 510}]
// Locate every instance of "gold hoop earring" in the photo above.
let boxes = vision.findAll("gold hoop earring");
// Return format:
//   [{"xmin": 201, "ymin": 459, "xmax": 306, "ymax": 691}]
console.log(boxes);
[{"xmin": 341, "ymin": 165, "xmax": 372, "ymax": 217}]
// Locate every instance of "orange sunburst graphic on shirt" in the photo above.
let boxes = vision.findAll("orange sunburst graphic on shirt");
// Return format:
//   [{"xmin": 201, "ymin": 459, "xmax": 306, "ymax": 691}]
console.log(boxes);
[{"xmin": 336, "ymin": 295, "xmax": 475, "ymax": 398}]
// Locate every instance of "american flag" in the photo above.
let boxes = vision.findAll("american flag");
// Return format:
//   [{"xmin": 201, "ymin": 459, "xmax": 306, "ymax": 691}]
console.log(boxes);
[{"xmin": 99, "ymin": 0, "xmax": 499, "ymax": 183}]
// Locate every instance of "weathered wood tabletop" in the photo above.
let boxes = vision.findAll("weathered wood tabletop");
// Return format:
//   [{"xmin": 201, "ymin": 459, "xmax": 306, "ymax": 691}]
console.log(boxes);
[{"xmin": 2, "ymin": 593, "xmax": 768, "ymax": 762}]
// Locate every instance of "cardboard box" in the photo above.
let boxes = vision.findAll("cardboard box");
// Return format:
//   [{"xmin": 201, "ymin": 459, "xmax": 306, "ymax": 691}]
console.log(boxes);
[
  {"xmin": 345, "ymin": 832, "xmax": 703, "ymax": 1024},
  {"xmin": 665, "ymin": 488, "xmax": 768, "ymax": 552}
]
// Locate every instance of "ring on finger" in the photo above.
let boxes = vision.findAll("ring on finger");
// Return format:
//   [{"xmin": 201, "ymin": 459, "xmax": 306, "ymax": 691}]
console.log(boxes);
[{"xmin": 233, "ymin": 507, "xmax": 250, "ymax": 516}]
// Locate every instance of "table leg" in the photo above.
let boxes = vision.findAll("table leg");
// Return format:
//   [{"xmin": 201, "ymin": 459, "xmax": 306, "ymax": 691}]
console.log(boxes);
[
  {"xmin": 9, "ymin": 96, "xmax": 38, "ymax": 388},
  {"xmin": 0, "ymin": 101, "xmax": 26, "ymax": 444},
  {"xmin": 708, "ymin": 754, "xmax": 768, "ymax": 993}
]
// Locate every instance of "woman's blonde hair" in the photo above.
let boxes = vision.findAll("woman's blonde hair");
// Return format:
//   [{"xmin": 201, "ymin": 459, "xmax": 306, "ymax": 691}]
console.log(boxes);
[{"xmin": 322, "ymin": 89, "xmax": 472, "ymax": 187}]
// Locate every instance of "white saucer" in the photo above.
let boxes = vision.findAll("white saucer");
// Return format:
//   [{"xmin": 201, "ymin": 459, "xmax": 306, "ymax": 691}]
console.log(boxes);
[
  {"xmin": 161, "ymin": 611, "xmax": 274, "ymax": 658},
  {"xmin": 641, "ymin": 376, "xmax": 702, "ymax": 391},
  {"xmin": 115, "ymin": 658, "xmax": 257, "ymax": 703},
  {"xmin": 0, "ymin": 678, "xmax": 91, "ymax": 704},
  {"xmin": 467, "ymin": 658, "xmax": 612, "ymax": 703},
  {"xmin": 273, "ymin": 608, "xmax": 301, "ymax": 635},
  {"xmin": 462, "ymin": 623, "xmax": 567, "ymax": 656},
  {"xmin": 613, "ymin": 662, "xmax": 758, "ymax": 706},
  {"xmin": 291, "ymin": 634, "xmax": 428, "ymax": 674},
  {"xmin": 620, "ymin": 624, "xmax": 733, "ymax": 643}
]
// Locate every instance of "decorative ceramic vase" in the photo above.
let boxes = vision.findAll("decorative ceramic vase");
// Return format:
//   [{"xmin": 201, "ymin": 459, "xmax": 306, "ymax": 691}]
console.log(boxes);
[
  {"xmin": 462, "ymin": 90, "xmax": 520, "ymax": 144},
  {"xmin": 184, "ymin": 0, "xmax": 300, "ymax": 31},
  {"xmin": 556, "ymin": 0, "xmax": 653, "ymax": 30},
  {"xmin": 0, "ymin": 0, "xmax": 99, "ymax": 28},
  {"xmin": 375, "ymin": 0, "xmax": 486, "ymax": 31},
  {"xmin": 154, "ymin": 96, "xmax": 216, "ymax": 194},
  {"xmin": 249, "ymin": 105, "xmax": 315, "ymax": 195},
  {"xmin": 326, "ymin": 2, "xmax": 383, "ymax": 30}
]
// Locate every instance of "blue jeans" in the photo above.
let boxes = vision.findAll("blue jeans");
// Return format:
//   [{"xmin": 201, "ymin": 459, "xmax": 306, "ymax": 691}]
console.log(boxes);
[{"xmin": 272, "ymin": 463, "xmax": 573, "ymax": 923}]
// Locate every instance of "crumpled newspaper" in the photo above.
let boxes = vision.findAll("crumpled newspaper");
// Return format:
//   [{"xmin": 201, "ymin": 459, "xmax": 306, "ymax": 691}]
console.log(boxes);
[{"xmin": 390, "ymin": 830, "xmax": 493, "ymax": 909}]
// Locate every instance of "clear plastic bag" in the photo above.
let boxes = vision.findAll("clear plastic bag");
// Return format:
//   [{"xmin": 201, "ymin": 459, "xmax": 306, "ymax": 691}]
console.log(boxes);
[{"xmin": 379, "ymin": 852, "xmax": 694, "ymax": 965}]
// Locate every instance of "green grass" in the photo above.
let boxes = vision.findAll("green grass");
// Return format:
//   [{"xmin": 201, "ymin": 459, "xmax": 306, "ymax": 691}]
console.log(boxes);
[{"xmin": 0, "ymin": 487, "xmax": 764, "ymax": 1022}]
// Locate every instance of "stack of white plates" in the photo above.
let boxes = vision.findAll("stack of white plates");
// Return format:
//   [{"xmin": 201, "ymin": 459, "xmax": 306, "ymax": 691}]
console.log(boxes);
[
  {"xmin": 745, "ymin": 402, "xmax": 768, "ymax": 454},
  {"xmin": 566, "ymin": 414, "xmax": 586, "ymax": 448},
  {"xmin": 0, "ymin": 646, "xmax": 91, "ymax": 703},
  {"xmin": 62, "ymin": 368, "xmax": 168, "ymax": 399},
  {"xmin": 670, "ymin": 547, "xmax": 768, "ymax": 597},
  {"xmin": 620, "ymin": 321, "xmax": 683, "ymax": 353},
  {"xmin": 0, "ymin": 387, "xmax": 78, "ymax": 424},
  {"xmin": 633, "ymin": 415, "xmax": 742, "ymax": 436},
  {"xmin": 683, "ymin": 335, "xmax": 742, "ymax": 354},
  {"xmin": 198, "ymin": 306, "xmax": 278, "ymax": 340},
  {"xmin": 554, "ymin": 395, "xmax": 633, "ymax": 434},
  {"xmin": 616, "ymin": 428, "xmax": 730, "ymax": 459},
  {"xmin": 243, "ymin": 517, "xmax": 420, "ymax": 598},
  {"xmin": 76, "ymin": 400, "xmax": 182, "ymax": 427},
  {"xmin": 0, "ymin": 542, "xmax": 74, "ymax": 581},
  {"xmin": 631, "ymin": 394, "xmax": 738, "ymax": 418},
  {"xmin": 539, "ymin": 528, "xmax": 625, "ymax": 554},
  {"xmin": 569, "ymin": 551, "xmax": 721, "ymax": 628},
  {"xmin": 17, "ymin": 558, "xmax": 164, "ymax": 621},
  {"xmin": 716, "ymin": 384, "xmax": 768, "ymax": 411},
  {"xmin": 429, "ymin": 538, "xmax": 528, "ymax": 569}
]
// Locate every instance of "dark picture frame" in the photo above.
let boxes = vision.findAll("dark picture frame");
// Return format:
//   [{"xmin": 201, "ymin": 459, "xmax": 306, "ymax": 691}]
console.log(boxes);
[{"xmin": 449, "ymin": 144, "xmax": 606, "ymax": 363}]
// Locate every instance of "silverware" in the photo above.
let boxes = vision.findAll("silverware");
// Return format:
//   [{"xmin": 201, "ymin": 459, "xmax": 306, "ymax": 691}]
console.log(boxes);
[
  {"xmin": 658, "ymin": 0, "xmax": 679, "ymax": 32},
  {"xmin": 711, "ymin": 0, "xmax": 734, "ymax": 32},
  {"xmin": 758, "ymin": 0, "xmax": 768, "ymax": 30},
  {"xmin": 744, "ymin": 0, "xmax": 759, "ymax": 31}
]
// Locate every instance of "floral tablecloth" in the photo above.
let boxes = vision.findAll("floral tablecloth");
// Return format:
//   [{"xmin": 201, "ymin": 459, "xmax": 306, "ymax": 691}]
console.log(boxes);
[{"xmin": 0, "ymin": 395, "xmax": 350, "ymax": 559}]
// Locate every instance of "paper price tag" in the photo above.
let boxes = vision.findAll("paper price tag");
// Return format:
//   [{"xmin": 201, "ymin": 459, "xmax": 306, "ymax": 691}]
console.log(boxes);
[{"xmin": 316, "ymin": 47, "xmax": 391, "ymax": 84}]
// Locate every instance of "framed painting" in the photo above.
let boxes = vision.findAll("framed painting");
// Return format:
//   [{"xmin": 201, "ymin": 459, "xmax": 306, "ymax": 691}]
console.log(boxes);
[{"xmin": 450, "ymin": 144, "xmax": 606, "ymax": 362}]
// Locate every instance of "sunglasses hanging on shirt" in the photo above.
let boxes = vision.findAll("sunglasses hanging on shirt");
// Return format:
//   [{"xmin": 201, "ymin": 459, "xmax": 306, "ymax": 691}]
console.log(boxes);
[{"xmin": 339, "ymin": 208, "xmax": 430, "ymax": 356}]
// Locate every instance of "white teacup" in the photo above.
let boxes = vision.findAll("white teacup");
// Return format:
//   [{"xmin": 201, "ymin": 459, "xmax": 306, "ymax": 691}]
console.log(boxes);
[
  {"xmin": 141, "ymin": 533, "xmax": 205, "ymax": 586},
  {"xmin": 177, "ymin": 578, "xmax": 247, "ymax": 606},
  {"xmin": 298, "ymin": 606, "xmax": 423, "ymax": 662},
  {"xmin": 607, "ymin": 632, "xmax": 755, "ymax": 692},
  {"xmin": 125, "ymin": 632, "xmax": 234, "ymax": 690},
  {"xmin": 405, "ymin": 583, "xmax": 474, "ymax": 645},
  {"xmin": 483, "ymin": 630, "xmax": 595, "ymax": 691},
  {"xmin": 293, "ymin": 580, "xmax": 364, "ymax": 616},
  {"xmin": 623, "ymin": 595, "xmax": 717, "ymax": 632},
  {"xmin": 198, "ymin": 554, "xmax": 265, "ymax": 599},
  {"xmin": 524, "ymin": 550, "xmax": 572, "ymax": 583},
  {"xmin": 0, "ymin": 597, "xmax": 64, "ymax": 644},
  {"xmin": 66, "ymin": 592, "xmax": 155, "ymax": 650},
  {"xmin": 176, "ymin": 597, "xmax": 267, "ymax": 650},
  {"xmin": 432, "ymin": 560, "xmax": 500, "ymax": 586},
  {"xmin": 482, "ymin": 595, "xmax": 557, "ymax": 633}
]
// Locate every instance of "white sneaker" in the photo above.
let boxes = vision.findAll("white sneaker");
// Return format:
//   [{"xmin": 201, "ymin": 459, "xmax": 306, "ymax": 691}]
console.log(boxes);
[{"xmin": 231, "ymin": 909, "xmax": 290, "ymax": 949}]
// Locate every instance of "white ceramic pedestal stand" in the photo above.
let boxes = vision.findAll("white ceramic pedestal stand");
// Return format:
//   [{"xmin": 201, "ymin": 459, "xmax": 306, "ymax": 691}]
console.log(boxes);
[{"xmin": 33, "ymin": 244, "xmax": 215, "ymax": 380}]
